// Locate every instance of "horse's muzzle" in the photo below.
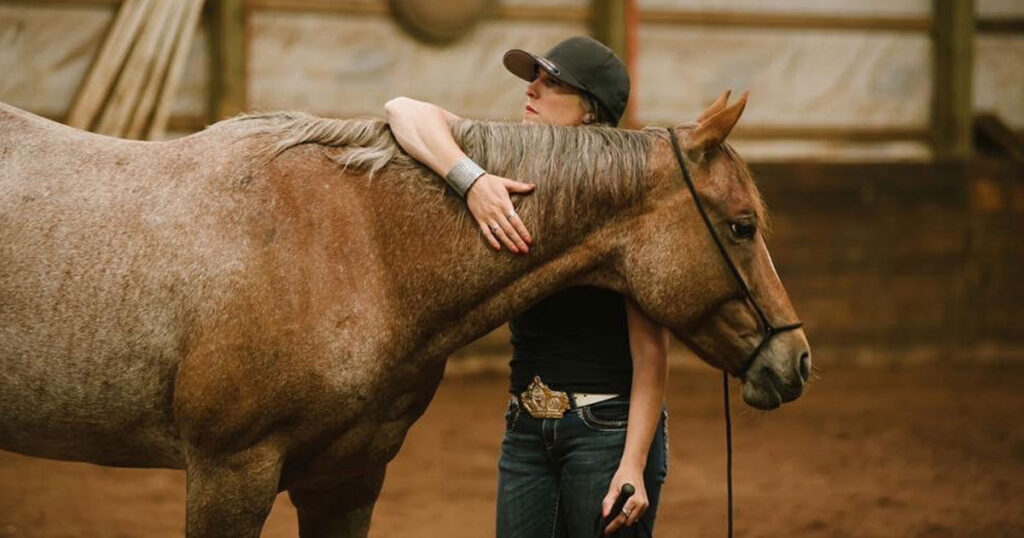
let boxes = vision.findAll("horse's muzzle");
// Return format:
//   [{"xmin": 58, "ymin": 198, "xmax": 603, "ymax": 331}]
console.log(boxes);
[{"xmin": 740, "ymin": 335, "xmax": 811, "ymax": 410}]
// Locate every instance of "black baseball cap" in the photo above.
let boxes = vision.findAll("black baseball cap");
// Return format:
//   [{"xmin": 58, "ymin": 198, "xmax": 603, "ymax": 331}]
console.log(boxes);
[{"xmin": 503, "ymin": 36, "xmax": 630, "ymax": 127}]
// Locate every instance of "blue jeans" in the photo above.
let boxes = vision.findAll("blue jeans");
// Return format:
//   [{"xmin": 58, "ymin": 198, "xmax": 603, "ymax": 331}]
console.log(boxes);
[{"xmin": 496, "ymin": 396, "xmax": 669, "ymax": 538}]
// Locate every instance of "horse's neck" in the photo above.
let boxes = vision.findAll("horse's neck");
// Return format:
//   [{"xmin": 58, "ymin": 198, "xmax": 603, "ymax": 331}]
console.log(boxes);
[{"xmin": 366, "ymin": 176, "xmax": 625, "ymax": 361}]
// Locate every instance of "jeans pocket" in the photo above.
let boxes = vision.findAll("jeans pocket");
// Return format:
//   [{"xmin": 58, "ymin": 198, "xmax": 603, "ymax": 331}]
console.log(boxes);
[
  {"xmin": 504, "ymin": 399, "xmax": 521, "ymax": 432},
  {"xmin": 579, "ymin": 399, "xmax": 629, "ymax": 431}
]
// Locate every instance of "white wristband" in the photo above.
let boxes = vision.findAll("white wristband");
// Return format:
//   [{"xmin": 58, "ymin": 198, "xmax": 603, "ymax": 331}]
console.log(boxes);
[{"xmin": 445, "ymin": 157, "xmax": 486, "ymax": 197}]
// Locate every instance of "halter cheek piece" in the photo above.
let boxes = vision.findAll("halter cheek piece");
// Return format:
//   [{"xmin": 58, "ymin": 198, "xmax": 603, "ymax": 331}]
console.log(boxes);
[
  {"xmin": 668, "ymin": 127, "xmax": 805, "ymax": 538},
  {"xmin": 665, "ymin": 128, "xmax": 803, "ymax": 377}
]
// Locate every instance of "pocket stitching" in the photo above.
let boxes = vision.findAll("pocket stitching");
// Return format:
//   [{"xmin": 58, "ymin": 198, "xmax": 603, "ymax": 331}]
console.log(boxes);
[{"xmin": 580, "ymin": 405, "xmax": 628, "ymax": 431}]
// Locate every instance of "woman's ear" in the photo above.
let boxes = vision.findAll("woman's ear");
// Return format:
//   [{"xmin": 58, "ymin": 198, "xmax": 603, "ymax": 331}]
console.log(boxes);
[{"xmin": 583, "ymin": 113, "xmax": 595, "ymax": 124}]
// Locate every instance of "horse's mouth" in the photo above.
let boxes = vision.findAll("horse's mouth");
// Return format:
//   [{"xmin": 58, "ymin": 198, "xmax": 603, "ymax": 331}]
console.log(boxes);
[{"xmin": 740, "ymin": 362, "xmax": 804, "ymax": 410}]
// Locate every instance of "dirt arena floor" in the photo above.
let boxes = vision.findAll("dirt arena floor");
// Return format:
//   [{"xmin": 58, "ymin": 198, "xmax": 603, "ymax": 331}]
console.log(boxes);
[{"xmin": 1, "ymin": 362, "xmax": 1022, "ymax": 537}]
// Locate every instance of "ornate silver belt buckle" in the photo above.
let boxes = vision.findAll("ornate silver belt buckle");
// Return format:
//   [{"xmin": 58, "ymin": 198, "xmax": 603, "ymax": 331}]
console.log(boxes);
[{"xmin": 520, "ymin": 376, "xmax": 570, "ymax": 419}]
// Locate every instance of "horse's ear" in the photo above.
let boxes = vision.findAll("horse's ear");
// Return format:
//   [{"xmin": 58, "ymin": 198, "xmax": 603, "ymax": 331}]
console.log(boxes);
[
  {"xmin": 696, "ymin": 90, "xmax": 731, "ymax": 123},
  {"xmin": 687, "ymin": 91, "xmax": 748, "ymax": 153}
]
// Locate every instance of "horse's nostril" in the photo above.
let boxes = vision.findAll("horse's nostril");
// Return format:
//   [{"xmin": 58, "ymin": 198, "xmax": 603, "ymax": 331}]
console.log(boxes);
[{"xmin": 798, "ymin": 352, "xmax": 811, "ymax": 383}]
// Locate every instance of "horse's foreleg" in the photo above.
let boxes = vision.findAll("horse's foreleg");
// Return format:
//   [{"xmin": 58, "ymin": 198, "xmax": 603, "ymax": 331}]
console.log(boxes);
[
  {"xmin": 184, "ymin": 444, "xmax": 284, "ymax": 538},
  {"xmin": 288, "ymin": 466, "xmax": 386, "ymax": 538}
]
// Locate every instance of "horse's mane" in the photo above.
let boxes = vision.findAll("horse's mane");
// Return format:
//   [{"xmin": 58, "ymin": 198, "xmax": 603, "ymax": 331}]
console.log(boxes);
[
  {"xmin": 221, "ymin": 112, "xmax": 654, "ymax": 233},
  {"xmin": 218, "ymin": 111, "xmax": 766, "ymax": 234}
]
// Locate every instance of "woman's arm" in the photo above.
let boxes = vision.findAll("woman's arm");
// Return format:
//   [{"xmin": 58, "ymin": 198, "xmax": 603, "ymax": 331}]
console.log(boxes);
[
  {"xmin": 602, "ymin": 301, "xmax": 670, "ymax": 534},
  {"xmin": 384, "ymin": 97, "xmax": 534, "ymax": 253}
]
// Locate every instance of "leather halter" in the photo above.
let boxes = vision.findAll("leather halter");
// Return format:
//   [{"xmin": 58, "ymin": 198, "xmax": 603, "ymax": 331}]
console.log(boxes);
[{"xmin": 666, "ymin": 128, "xmax": 804, "ymax": 377}]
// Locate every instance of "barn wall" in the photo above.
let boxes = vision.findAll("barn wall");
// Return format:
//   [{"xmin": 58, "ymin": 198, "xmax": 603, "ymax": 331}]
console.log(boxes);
[
  {"xmin": 0, "ymin": 4, "xmax": 209, "ymax": 124},
  {"xmin": 247, "ymin": 13, "xmax": 587, "ymax": 119},
  {"xmin": 754, "ymin": 160, "xmax": 1024, "ymax": 365},
  {"xmin": 634, "ymin": 25, "xmax": 933, "ymax": 160},
  {"xmin": 1, "ymin": 1, "xmax": 1021, "ymax": 156}
]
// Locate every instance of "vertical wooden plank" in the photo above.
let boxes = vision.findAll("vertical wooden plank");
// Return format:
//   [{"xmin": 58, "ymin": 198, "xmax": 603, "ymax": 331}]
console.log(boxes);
[
  {"xmin": 95, "ymin": 0, "xmax": 177, "ymax": 137},
  {"xmin": 66, "ymin": 0, "xmax": 154, "ymax": 130},
  {"xmin": 210, "ymin": 0, "xmax": 247, "ymax": 121},
  {"xmin": 589, "ymin": 0, "xmax": 634, "ymax": 127},
  {"xmin": 148, "ymin": 0, "xmax": 206, "ymax": 139},
  {"xmin": 931, "ymin": 0, "xmax": 974, "ymax": 159},
  {"xmin": 126, "ymin": 0, "xmax": 189, "ymax": 139}
]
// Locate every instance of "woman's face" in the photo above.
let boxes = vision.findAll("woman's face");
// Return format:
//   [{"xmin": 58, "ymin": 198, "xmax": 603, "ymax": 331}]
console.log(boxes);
[{"xmin": 523, "ymin": 69, "xmax": 587, "ymax": 127}]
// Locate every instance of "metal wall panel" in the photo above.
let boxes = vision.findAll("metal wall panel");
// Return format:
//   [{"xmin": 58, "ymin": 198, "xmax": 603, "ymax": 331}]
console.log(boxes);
[
  {"xmin": 249, "ymin": 12, "xmax": 586, "ymax": 119},
  {"xmin": 977, "ymin": 0, "xmax": 1024, "ymax": 17},
  {"xmin": 974, "ymin": 35, "xmax": 1024, "ymax": 126},
  {"xmin": 0, "ymin": 6, "xmax": 110, "ymax": 117},
  {"xmin": 0, "ymin": 5, "xmax": 209, "ymax": 123},
  {"xmin": 635, "ymin": 26, "xmax": 931, "ymax": 129}
]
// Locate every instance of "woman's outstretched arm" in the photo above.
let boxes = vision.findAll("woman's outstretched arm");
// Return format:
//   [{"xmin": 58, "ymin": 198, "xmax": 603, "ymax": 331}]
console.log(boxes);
[
  {"xmin": 602, "ymin": 301, "xmax": 670, "ymax": 534},
  {"xmin": 384, "ymin": 97, "xmax": 534, "ymax": 253}
]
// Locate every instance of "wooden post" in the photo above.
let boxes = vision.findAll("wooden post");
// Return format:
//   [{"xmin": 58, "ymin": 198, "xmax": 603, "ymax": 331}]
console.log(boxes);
[
  {"xmin": 209, "ymin": 0, "xmax": 247, "ymax": 121},
  {"xmin": 589, "ymin": 0, "xmax": 635, "ymax": 127},
  {"xmin": 126, "ymin": 0, "xmax": 190, "ymax": 139},
  {"xmin": 95, "ymin": 0, "xmax": 177, "ymax": 137},
  {"xmin": 931, "ymin": 0, "xmax": 974, "ymax": 159},
  {"xmin": 66, "ymin": 0, "xmax": 154, "ymax": 130},
  {"xmin": 148, "ymin": 0, "xmax": 206, "ymax": 139}
]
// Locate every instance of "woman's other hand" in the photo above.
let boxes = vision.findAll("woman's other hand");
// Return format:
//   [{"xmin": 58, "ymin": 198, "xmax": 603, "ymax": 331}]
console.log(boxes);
[
  {"xmin": 601, "ymin": 466, "xmax": 649, "ymax": 534},
  {"xmin": 466, "ymin": 174, "xmax": 535, "ymax": 254}
]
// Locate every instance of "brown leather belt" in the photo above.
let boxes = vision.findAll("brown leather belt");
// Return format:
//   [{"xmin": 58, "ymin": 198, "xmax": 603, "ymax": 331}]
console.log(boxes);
[{"xmin": 518, "ymin": 376, "xmax": 619, "ymax": 419}]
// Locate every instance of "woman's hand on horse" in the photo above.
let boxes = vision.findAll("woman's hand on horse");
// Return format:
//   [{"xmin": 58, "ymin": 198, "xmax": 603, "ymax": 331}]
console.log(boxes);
[
  {"xmin": 466, "ymin": 174, "xmax": 535, "ymax": 254},
  {"xmin": 602, "ymin": 468, "xmax": 649, "ymax": 534}
]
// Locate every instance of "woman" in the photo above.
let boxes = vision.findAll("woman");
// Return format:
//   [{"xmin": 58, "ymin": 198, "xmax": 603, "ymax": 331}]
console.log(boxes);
[{"xmin": 385, "ymin": 36, "xmax": 668, "ymax": 537}]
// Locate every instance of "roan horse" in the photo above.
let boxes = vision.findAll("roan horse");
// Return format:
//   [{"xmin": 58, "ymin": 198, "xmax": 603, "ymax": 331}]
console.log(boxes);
[{"xmin": 0, "ymin": 91, "xmax": 810, "ymax": 537}]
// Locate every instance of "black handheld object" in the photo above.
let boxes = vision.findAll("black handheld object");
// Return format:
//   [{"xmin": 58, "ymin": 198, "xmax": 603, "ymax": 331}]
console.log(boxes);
[{"xmin": 603, "ymin": 483, "xmax": 636, "ymax": 527}]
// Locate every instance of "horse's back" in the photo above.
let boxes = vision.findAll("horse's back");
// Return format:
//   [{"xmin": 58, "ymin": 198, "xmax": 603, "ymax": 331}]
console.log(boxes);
[{"xmin": 0, "ymin": 103, "xmax": 257, "ymax": 467}]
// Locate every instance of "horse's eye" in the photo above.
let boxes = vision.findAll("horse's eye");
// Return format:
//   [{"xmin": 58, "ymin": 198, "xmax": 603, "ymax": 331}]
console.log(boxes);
[{"xmin": 729, "ymin": 221, "xmax": 757, "ymax": 240}]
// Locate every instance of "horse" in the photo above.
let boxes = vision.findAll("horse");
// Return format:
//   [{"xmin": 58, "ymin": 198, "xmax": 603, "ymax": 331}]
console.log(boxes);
[{"xmin": 0, "ymin": 91, "xmax": 810, "ymax": 537}]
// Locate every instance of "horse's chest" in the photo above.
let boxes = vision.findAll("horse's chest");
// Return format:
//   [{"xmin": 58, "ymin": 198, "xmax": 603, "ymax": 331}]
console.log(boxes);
[{"xmin": 312, "ymin": 360, "xmax": 444, "ymax": 464}]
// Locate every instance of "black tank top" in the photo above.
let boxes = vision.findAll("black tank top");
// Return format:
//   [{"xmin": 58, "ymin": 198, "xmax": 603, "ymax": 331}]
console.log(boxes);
[{"xmin": 509, "ymin": 286, "xmax": 633, "ymax": 395}]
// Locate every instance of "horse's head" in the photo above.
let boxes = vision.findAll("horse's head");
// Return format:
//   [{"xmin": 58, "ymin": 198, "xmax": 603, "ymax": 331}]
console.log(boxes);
[{"xmin": 618, "ymin": 91, "xmax": 810, "ymax": 409}]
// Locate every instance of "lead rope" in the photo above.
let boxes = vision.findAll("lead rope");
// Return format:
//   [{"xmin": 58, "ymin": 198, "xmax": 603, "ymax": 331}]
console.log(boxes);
[{"xmin": 724, "ymin": 372, "xmax": 734, "ymax": 538}]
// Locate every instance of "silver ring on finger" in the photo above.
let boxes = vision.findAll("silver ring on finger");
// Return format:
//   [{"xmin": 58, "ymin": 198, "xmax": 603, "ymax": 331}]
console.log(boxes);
[
  {"xmin": 490, "ymin": 224, "xmax": 501, "ymax": 234},
  {"xmin": 508, "ymin": 208, "xmax": 518, "ymax": 219},
  {"xmin": 622, "ymin": 508, "xmax": 630, "ymax": 517}
]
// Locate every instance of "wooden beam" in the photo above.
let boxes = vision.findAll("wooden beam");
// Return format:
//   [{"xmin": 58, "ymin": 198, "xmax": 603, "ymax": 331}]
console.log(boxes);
[
  {"xmin": 2, "ymin": 0, "xmax": 121, "ymax": 5},
  {"xmin": 973, "ymin": 113, "xmax": 1024, "ymax": 162},
  {"xmin": 65, "ymin": 0, "xmax": 153, "ymax": 130},
  {"xmin": 591, "ymin": 0, "xmax": 627, "ymax": 55},
  {"xmin": 126, "ymin": 0, "xmax": 189, "ymax": 139},
  {"xmin": 95, "ymin": 0, "xmax": 177, "ymax": 137},
  {"xmin": 148, "ymin": 0, "xmax": 205, "ymax": 139},
  {"xmin": 15, "ymin": 0, "xmax": 1024, "ymax": 35},
  {"xmin": 247, "ymin": 1, "xmax": 938, "ymax": 33},
  {"xmin": 246, "ymin": 0, "xmax": 387, "ymax": 15},
  {"xmin": 976, "ymin": 17, "xmax": 1024, "ymax": 34},
  {"xmin": 728, "ymin": 126, "xmax": 929, "ymax": 143},
  {"xmin": 590, "ymin": 0, "xmax": 635, "ymax": 127},
  {"xmin": 640, "ymin": 9, "xmax": 930, "ymax": 32},
  {"xmin": 209, "ymin": 0, "xmax": 247, "ymax": 121},
  {"xmin": 931, "ymin": 0, "xmax": 974, "ymax": 160}
]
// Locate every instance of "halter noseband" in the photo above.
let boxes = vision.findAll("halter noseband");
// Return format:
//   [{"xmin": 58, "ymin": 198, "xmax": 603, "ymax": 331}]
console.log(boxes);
[{"xmin": 666, "ymin": 128, "xmax": 803, "ymax": 377}]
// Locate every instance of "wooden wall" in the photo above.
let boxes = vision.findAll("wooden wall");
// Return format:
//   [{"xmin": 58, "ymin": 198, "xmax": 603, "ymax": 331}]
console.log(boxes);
[
  {"xmin": 753, "ymin": 159, "xmax": 1024, "ymax": 365},
  {"xmin": 2, "ymin": 0, "xmax": 1022, "ymax": 159}
]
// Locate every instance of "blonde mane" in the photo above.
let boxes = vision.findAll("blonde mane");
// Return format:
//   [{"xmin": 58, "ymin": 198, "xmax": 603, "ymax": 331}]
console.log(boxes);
[
  {"xmin": 225, "ymin": 112, "xmax": 654, "ymax": 232},
  {"xmin": 222, "ymin": 111, "xmax": 765, "ymax": 234}
]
